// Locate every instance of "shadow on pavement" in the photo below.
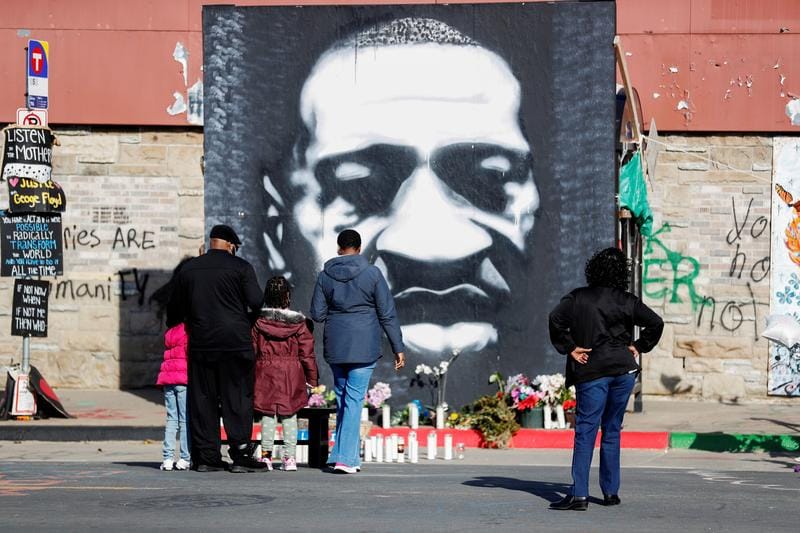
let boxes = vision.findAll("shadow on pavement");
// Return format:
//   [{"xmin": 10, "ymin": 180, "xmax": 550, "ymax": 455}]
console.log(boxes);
[{"xmin": 462, "ymin": 476, "xmax": 588, "ymax": 504}]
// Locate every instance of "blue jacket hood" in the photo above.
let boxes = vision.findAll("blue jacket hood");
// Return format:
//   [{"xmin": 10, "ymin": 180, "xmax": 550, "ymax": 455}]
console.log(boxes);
[{"xmin": 323, "ymin": 254, "xmax": 370, "ymax": 282}]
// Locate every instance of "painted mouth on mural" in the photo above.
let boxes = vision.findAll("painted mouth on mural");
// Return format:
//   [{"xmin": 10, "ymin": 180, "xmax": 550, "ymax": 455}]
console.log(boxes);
[
  {"xmin": 392, "ymin": 285, "xmax": 502, "ymax": 327},
  {"xmin": 401, "ymin": 321, "xmax": 498, "ymax": 355}
]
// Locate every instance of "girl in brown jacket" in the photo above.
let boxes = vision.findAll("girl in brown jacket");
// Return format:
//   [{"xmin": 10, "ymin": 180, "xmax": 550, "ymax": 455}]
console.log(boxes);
[{"xmin": 252, "ymin": 276, "xmax": 318, "ymax": 471}]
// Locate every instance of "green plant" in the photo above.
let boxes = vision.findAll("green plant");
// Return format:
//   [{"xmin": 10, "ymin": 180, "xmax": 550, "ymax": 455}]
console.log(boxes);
[{"xmin": 463, "ymin": 393, "xmax": 520, "ymax": 449}]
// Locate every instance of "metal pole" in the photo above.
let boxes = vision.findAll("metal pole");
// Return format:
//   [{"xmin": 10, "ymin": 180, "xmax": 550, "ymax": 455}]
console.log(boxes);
[{"xmin": 22, "ymin": 335, "xmax": 31, "ymax": 374}]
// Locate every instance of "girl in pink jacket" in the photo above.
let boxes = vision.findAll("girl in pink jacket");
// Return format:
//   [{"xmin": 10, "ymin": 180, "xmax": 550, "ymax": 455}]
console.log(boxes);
[
  {"xmin": 151, "ymin": 257, "xmax": 193, "ymax": 471},
  {"xmin": 156, "ymin": 322, "xmax": 190, "ymax": 471}
]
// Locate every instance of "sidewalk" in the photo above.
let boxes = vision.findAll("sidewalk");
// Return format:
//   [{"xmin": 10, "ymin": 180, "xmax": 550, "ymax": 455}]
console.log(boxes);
[{"xmin": 1, "ymin": 388, "xmax": 798, "ymax": 452}]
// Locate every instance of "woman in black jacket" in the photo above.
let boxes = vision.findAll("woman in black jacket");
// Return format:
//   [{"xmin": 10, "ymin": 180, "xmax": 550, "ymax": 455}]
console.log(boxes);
[{"xmin": 548, "ymin": 248, "xmax": 663, "ymax": 511}]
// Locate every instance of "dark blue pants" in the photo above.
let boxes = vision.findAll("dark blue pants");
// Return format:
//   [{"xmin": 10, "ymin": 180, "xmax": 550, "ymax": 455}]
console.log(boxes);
[{"xmin": 571, "ymin": 373, "xmax": 636, "ymax": 497}]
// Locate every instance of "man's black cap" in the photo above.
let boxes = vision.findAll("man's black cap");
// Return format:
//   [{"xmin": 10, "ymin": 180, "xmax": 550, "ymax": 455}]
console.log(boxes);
[{"xmin": 209, "ymin": 224, "xmax": 242, "ymax": 245}]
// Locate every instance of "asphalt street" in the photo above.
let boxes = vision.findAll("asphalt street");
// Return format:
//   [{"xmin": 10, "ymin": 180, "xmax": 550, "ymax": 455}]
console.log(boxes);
[{"xmin": 0, "ymin": 445, "xmax": 798, "ymax": 532}]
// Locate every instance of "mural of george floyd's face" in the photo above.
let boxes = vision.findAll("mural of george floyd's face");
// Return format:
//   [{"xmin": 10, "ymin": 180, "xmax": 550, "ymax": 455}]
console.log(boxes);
[{"xmin": 281, "ymin": 35, "xmax": 540, "ymax": 360}]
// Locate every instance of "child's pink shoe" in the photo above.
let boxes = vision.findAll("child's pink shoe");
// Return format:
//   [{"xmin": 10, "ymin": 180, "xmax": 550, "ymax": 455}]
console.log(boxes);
[
  {"xmin": 282, "ymin": 456, "xmax": 297, "ymax": 471},
  {"xmin": 260, "ymin": 454, "xmax": 274, "ymax": 471}
]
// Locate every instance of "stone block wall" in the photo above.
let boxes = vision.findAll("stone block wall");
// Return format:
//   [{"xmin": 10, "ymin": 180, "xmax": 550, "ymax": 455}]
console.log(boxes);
[
  {"xmin": 642, "ymin": 134, "xmax": 774, "ymax": 401},
  {"xmin": 0, "ymin": 127, "xmax": 204, "ymax": 388}
]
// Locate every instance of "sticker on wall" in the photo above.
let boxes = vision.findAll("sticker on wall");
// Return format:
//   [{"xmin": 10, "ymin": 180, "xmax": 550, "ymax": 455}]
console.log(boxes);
[
  {"xmin": 769, "ymin": 137, "xmax": 800, "ymax": 396},
  {"xmin": 7, "ymin": 177, "xmax": 66, "ymax": 213},
  {"xmin": 0, "ymin": 211, "xmax": 63, "ymax": 277},
  {"xmin": 1, "ymin": 126, "xmax": 56, "ymax": 182}
]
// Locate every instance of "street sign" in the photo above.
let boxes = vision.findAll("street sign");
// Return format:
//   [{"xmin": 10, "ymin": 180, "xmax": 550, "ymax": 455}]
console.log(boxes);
[
  {"xmin": 27, "ymin": 39, "xmax": 49, "ymax": 109},
  {"xmin": 16, "ymin": 107, "xmax": 47, "ymax": 126}
]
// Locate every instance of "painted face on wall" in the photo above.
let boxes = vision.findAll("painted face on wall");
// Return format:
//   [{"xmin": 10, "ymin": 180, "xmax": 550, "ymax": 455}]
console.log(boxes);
[{"xmin": 274, "ymin": 29, "xmax": 539, "ymax": 360}]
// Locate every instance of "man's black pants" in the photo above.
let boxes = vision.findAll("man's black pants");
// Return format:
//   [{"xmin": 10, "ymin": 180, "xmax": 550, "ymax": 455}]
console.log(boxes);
[{"xmin": 188, "ymin": 351, "xmax": 254, "ymax": 465}]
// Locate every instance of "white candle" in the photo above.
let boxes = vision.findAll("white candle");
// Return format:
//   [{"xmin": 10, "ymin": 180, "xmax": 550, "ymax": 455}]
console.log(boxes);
[
  {"xmin": 435, "ymin": 406, "xmax": 445, "ymax": 429},
  {"xmin": 384, "ymin": 435, "xmax": 393, "ymax": 462},
  {"xmin": 361, "ymin": 407, "xmax": 369, "ymax": 422},
  {"xmin": 555, "ymin": 405, "xmax": 566, "ymax": 429},
  {"xmin": 409, "ymin": 432, "xmax": 418, "ymax": 463},
  {"xmin": 370, "ymin": 436, "xmax": 378, "ymax": 458},
  {"xmin": 376, "ymin": 435, "xmax": 384, "ymax": 462},
  {"xmin": 382, "ymin": 404, "xmax": 391, "ymax": 429},
  {"xmin": 390, "ymin": 434, "xmax": 399, "ymax": 461},
  {"xmin": 543, "ymin": 405, "xmax": 553, "ymax": 429},
  {"xmin": 427, "ymin": 431, "xmax": 437, "ymax": 460},
  {"xmin": 364, "ymin": 438, "xmax": 373, "ymax": 462},
  {"xmin": 397, "ymin": 437, "xmax": 405, "ymax": 463},
  {"xmin": 408, "ymin": 402, "xmax": 419, "ymax": 429},
  {"xmin": 443, "ymin": 434, "xmax": 453, "ymax": 460}
]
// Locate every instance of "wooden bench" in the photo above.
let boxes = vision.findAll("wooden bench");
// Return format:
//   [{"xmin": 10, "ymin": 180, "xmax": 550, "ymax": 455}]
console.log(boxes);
[{"xmin": 222, "ymin": 406, "xmax": 336, "ymax": 468}]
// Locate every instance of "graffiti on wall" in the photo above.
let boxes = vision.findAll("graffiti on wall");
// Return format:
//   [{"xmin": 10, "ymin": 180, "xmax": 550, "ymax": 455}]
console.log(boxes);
[
  {"xmin": 203, "ymin": 3, "xmax": 616, "ymax": 407},
  {"xmin": 644, "ymin": 212, "xmax": 769, "ymax": 340},
  {"xmin": 769, "ymin": 138, "xmax": 800, "ymax": 396}
]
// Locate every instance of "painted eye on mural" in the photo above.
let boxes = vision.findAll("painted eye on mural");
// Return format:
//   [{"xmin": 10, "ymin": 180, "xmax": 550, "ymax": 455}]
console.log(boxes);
[
  {"xmin": 430, "ymin": 144, "xmax": 533, "ymax": 212},
  {"xmin": 315, "ymin": 144, "xmax": 418, "ymax": 213}
]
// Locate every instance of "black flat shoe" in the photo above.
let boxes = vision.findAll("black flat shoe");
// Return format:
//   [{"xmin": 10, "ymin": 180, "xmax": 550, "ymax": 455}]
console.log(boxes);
[
  {"xmin": 549, "ymin": 495, "xmax": 588, "ymax": 511},
  {"xmin": 603, "ymin": 494, "xmax": 621, "ymax": 506},
  {"xmin": 194, "ymin": 460, "xmax": 228, "ymax": 472}
]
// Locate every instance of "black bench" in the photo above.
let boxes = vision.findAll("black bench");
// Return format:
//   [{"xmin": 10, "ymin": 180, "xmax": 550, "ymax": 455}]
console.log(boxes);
[{"xmin": 246, "ymin": 407, "xmax": 335, "ymax": 468}]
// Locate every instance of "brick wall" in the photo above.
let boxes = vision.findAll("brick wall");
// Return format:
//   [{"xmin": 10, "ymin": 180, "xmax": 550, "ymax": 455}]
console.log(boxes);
[
  {"xmin": 642, "ymin": 134, "xmax": 774, "ymax": 400},
  {"xmin": 0, "ymin": 127, "xmax": 204, "ymax": 388}
]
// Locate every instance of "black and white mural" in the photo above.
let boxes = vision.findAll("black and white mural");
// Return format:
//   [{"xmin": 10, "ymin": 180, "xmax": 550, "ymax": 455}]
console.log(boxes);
[{"xmin": 203, "ymin": 3, "xmax": 616, "ymax": 408}]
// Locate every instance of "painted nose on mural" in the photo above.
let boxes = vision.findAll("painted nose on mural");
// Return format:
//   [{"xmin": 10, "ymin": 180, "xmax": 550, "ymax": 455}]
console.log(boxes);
[{"xmin": 376, "ymin": 165, "xmax": 491, "ymax": 262}]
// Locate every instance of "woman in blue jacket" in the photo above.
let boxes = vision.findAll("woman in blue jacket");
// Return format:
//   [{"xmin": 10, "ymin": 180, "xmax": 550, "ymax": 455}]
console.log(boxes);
[{"xmin": 310, "ymin": 229, "xmax": 406, "ymax": 474}]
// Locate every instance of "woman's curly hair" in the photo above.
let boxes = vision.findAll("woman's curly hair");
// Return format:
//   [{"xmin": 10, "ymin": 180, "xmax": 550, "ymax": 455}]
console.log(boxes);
[{"xmin": 584, "ymin": 247, "xmax": 630, "ymax": 291}]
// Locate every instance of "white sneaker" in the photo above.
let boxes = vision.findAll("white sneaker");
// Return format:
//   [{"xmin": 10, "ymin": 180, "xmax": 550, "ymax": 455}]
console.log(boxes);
[
  {"xmin": 174, "ymin": 458, "xmax": 191, "ymax": 471},
  {"xmin": 282, "ymin": 456, "xmax": 297, "ymax": 471},
  {"xmin": 333, "ymin": 463, "xmax": 357, "ymax": 474},
  {"xmin": 160, "ymin": 459, "xmax": 173, "ymax": 471}
]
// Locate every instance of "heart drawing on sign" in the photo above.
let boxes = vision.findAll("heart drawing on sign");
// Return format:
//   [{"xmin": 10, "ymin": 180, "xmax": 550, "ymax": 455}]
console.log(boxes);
[{"xmin": 9, "ymin": 177, "xmax": 19, "ymax": 187}]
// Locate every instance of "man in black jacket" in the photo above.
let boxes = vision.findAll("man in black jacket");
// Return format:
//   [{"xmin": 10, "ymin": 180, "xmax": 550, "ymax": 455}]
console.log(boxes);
[{"xmin": 175, "ymin": 224, "xmax": 266, "ymax": 473}]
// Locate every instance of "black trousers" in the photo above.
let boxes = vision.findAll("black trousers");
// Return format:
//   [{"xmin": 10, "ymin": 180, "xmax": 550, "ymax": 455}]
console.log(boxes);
[{"xmin": 188, "ymin": 351, "xmax": 254, "ymax": 465}]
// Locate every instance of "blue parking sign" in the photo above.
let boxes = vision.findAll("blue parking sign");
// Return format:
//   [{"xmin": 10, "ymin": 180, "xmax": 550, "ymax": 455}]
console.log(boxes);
[{"xmin": 27, "ymin": 40, "xmax": 49, "ymax": 109}]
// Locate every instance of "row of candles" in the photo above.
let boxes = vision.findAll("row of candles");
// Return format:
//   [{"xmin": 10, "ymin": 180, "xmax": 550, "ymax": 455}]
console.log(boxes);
[{"xmin": 362, "ymin": 431, "xmax": 465, "ymax": 463}]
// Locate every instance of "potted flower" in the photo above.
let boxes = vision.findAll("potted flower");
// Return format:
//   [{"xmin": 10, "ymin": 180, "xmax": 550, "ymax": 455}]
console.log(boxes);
[
  {"xmin": 505, "ymin": 373, "xmax": 545, "ymax": 428},
  {"xmin": 562, "ymin": 398, "xmax": 577, "ymax": 429}
]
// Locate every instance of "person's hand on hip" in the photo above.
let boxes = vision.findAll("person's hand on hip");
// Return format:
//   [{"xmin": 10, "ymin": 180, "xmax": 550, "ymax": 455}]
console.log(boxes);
[{"xmin": 570, "ymin": 347, "xmax": 591, "ymax": 365}]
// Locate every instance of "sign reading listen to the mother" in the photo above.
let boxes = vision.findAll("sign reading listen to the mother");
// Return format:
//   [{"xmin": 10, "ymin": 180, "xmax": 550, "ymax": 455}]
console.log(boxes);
[
  {"xmin": 1, "ymin": 126, "xmax": 55, "ymax": 182},
  {"xmin": 0, "ymin": 212, "xmax": 63, "ymax": 277}
]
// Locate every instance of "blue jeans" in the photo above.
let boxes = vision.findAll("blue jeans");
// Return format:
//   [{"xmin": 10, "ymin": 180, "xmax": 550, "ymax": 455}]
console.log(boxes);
[
  {"xmin": 571, "ymin": 373, "xmax": 636, "ymax": 497},
  {"xmin": 163, "ymin": 385, "xmax": 190, "ymax": 461},
  {"xmin": 327, "ymin": 361, "xmax": 376, "ymax": 468}
]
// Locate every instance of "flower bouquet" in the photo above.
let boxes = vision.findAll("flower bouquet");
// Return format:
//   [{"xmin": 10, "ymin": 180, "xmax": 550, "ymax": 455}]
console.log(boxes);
[
  {"xmin": 307, "ymin": 384, "xmax": 336, "ymax": 408},
  {"xmin": 505, "ymin": 373, "xmax": 545, "ymax": 428}
]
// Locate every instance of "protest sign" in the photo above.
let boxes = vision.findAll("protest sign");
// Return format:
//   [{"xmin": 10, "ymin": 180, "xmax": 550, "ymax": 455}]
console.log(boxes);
[
  {"xmin": 1, "ymin": 126, "xmax": 55, "ymax": 182},
  {"xmin": 7, "ymin": 177, "xmax": 66, "ymax": 213},
  {"xmin": 0, "ymin": 212, "xmax": 63, "ymax": 277},
  {"xmin": 12, "ymin": 279, "xmax": 50, "ymax": 337}
]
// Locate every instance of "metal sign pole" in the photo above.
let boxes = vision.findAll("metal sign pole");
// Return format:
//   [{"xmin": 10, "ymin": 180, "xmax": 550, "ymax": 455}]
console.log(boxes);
[{"xmin": 22, "ymin": 335, "xmax": 31, "ymax": 374}]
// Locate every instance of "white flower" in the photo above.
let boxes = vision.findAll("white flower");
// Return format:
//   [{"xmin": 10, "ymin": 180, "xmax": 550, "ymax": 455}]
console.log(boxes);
[
  {"xmin": 439, "ymin": 361, "xmax": 450, "ymax": 373},
  {"xmin": 440, "ymin": 402, "xmax": 449, "ymax": 411},
  {"xmin": 415, "ymin": 364, "xmax": 434, "ymax": 376}
]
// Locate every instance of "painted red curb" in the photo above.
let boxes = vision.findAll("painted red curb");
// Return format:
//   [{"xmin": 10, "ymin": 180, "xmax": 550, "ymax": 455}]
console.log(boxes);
[
  {"xmin": 367, "ymin": 427, "xmax": 669, "ymax": 450},
  {"xmin": 223, "ymin": 425, "xmax": 669, "ymax": 450}
]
